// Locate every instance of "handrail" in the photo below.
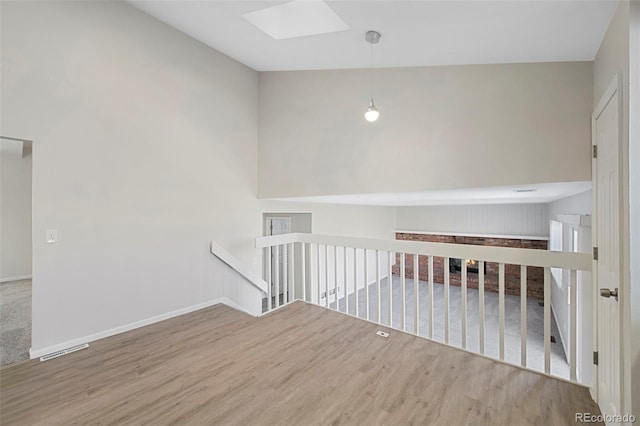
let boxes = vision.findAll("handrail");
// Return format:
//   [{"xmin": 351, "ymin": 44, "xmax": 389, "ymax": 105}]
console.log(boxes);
[
  {"xmin": 210, "ymin": 241, "xmax": 268, "ymax": 294},
  {"xmin": 255, "ymin": 233, "xmax": 592, "ymax": 271}
]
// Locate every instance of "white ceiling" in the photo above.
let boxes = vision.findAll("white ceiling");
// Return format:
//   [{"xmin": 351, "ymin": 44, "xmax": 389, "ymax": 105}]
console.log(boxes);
[
  {"xmin": 129, "ymin": 0, "xmax": 617, "ymax": 72},
  {"xmin": 266, "ymin": 182, "xmax": 593, "ymax": 206}
]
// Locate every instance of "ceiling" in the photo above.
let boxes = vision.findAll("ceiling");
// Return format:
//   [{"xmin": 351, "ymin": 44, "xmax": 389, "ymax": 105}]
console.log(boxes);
[
  {"xmin": 266, "ymin": 182, "xmax": 593, "ymax": 206},
  {"xmin": 129, "ymin": 0, "xmax": 617, "ymax": 72}
]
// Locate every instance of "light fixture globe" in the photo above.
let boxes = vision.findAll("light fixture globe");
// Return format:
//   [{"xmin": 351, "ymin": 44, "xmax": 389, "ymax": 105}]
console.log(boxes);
[{"xmin": 364, "ymin": 99, "xmax": 379, "ymax": 122}]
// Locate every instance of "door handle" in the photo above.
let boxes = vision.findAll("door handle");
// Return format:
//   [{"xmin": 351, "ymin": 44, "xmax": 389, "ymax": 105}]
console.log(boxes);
[{"xmin": 600, "ymin": 287, "xmax": 619, "ymax": 301}]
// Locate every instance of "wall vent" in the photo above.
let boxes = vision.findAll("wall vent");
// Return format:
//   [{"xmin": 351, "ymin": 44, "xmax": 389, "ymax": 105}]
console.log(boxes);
[{"xmin": 40, "ymin": 343, "xmax": 89, "ymax": 362}]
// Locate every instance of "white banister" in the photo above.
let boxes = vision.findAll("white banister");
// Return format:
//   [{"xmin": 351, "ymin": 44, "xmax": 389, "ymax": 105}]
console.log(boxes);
[
  {"xmin": 317, "ymin": 244, "xmax": 321, "ymax": 306},
  {"xmin": 256, "ymin": 233, "xmax": 591, "ymax": 270},
  {"xmin": 478, "ymin": 261, "xmax": 485, "ymax": 355},
  {"xmin": 388, "ymin": 251, "xmax": 393, "ymax": 327},
  {"xmin": 569, "ymin": 269, "xmax": 577, "ymax": 382},
  {"xmin": 428, "ymin": 255, "xmax": 434, "ymax": 339},
  {"xmin": 283, "ymin": 244, "xmax": 288, "ymax": 305},
  {"xmin": 520, "ymin": 265, "xmax": 527, "ymax": 367},
  {"xmin": 461, "ymin": 259, "xmax": 467, "ymax": 349},
  {"xmin": 324, "ymin": 245, "xmax": 329, "ymax": 309},
  {"xmin": 255, "ymin": 232, "xmax": 592, "ymax": 384},
  {"xmin": 344, "ymin": 247, "xmax": 348, "ymax": 314},
  {"xmin": 414, "ymin": 254, "xmax": 419, "ymax": 336},
  {"xmin": 334, "ymin": 246, "xmax": 338, "ymax": 311},
  {"xmin": 499, "ymin": 262, "xmax": 505, "ymax": 361},
  {"xmin": 401, "ymin": 253, "xmax": 406, "ymax": 331},
  {"xmin": 275, "ymin": 246, "xmax": 280, "ymax": 309},
  {"xmin": 364, "ymin": 249, "xmax": 369, "ymax": 320},
  {"xmin": 444, "ymin": 257, "xmax": 450, "ymax": 344},
  {"xmin": 266, "ymin": 246, "xmax": 272, "ymax": 311},
  {"xmin": 210, "ymin": 241, "xmax": 268, "ymax": 294},
  {"xmin": 544, "ymin": 267, "xmax": 551, "ymax": 374},
  {"xmin": 376, "ymin": 250, "xmax": 381, "ymax": 324},
  {"xmin": 354, "ymin": 248, "xmax": 359, "ymax": 318},
  {"xmin": 301, "ymin": 243, "xmax": 306, "ymax": 302}
]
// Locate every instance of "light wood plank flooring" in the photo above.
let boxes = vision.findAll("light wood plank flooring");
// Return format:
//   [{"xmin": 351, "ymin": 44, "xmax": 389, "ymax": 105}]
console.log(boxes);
[{"xmin": 0, "ymin": 301, "xmax": 601, "ymax": 425}]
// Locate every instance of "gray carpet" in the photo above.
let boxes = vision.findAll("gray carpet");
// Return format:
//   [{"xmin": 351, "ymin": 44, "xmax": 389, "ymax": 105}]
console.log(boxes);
[
  {"xmin": 321, "ymin": 275, "xmax": 570, "ymax": 380},
  {"xmin": 0, "ymin": 279, "xmax": 31, "ymax": 366}
]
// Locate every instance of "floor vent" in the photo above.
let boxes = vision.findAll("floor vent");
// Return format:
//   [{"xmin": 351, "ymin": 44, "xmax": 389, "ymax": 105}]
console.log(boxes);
[
  {"xmin": 376, "ymin": 331, "xmax": 390, "ymax": 338},
  {"xmin": 40, "ymin": 343, "xmax": 89, "ymax": 362}
]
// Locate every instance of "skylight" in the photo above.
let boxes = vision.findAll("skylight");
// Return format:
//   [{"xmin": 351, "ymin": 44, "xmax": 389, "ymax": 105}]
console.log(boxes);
[{"xmin": 243, "ymin": 0, "xmax": 350, "ymax": 40}]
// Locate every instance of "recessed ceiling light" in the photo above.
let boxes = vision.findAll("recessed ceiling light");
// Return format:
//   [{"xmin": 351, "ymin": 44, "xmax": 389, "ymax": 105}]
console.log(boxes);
[
  {"xmin": 243, "ymin": 0, "xmax": 350, "ymax": 41},
  {"xmin": 513, "ymin": 189, "xmax": 538, "ymax": 193}
]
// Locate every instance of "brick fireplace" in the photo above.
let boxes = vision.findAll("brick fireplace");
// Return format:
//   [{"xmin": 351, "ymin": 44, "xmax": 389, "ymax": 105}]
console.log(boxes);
[{"xmin": 393, "ymin": 232, "xmax": 549, "ymax": 299}]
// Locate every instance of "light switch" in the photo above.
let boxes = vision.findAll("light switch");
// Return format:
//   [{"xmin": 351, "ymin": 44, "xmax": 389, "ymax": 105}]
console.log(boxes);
[{"xmin": 46, "ymin": 230, "xmax": 57, "ymax": 243}]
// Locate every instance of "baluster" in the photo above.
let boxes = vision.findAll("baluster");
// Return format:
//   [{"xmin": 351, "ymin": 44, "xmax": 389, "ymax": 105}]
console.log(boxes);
[
  {"xmin": 414, "ymin": 254, "xmax": 419, "ymax": 335},
  {"xmin": 275, "ymin": 245, "xmax": 280, "ymax": 309},
  {"xmin": 376, "ymin": 250, "xmax": 381, "ymax": 324},
  {"xmin": 354, "ymin": 248, "xmax": 359, "ymax": 318},
  {"xmin": 544, "ymin": 267, "xmax": 551, "ymax": 374},
  {"xmin": 461, "ymin": 259, "xmax": 467, "ymax": 349},
  {"xmin": 301, "ymin": 243, "xmax": 306, "ymax": 302},
  {"xmin": 324, "ymin": 244, "xmax": 329, "ymax": 308},
  {"xmin": 401, "ymin": 253, "xmax": 406, "ymax": 331},
  {"xmin": 479, "ymin": 261, "xmax": 485, "ymax": 354},
  {"xmin": 334, "ymin": 246, "xmax": 338, "ymax": 310},
  {"xmin": 570, "ymin": 269, "xmax": 577, "ymax": 381},
  {"xmin": 267, "ymin": 246, "xmax": 272, "ymax": 312},
  {"xmin": 444, "ymin": 257, "xmax": 450, "ymax": 344},
  {"xmin": 520, "ymin": 264, "xmax": 527, "ymax": 367},
  {"xmin": 283, "ymin": 244, "xmax": 288, "ymax": 305},
  {"xmin": 499, "ymin": 262, "xmax": 505, "ymax": 360},
  {"xmin": 289, "ymin": 242, "xmax": 294, "ymax": 302},
  {"xmin": 364, "ymin": 249, "xmax": 369, "ymax": 320},
  {"xmin": 388, "ymin": 251, "xmax": 393, "ymax": 327},
  {"xmin": 344, "ymin": 246, "xmax": 348, "ymax": 314},
  {"xmin": 428, "ymin": 255, "xmax": 434, "ymax": 339},
  {"xmin": 317, "ymin": 244, "xmax": 322, "ymax": 305}
]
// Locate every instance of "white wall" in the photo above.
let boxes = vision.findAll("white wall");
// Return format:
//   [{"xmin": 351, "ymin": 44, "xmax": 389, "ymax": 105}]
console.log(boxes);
[
  {"xmin": 593, "ymin": 0, "xmax": 635, "ymax": 413},
  {"xmin": 396, "ymin": 203, "xmax": 549, "ymax": 237},
  {"xmin": 547, "ymin": 190, "xmax": 593, "ymax": 221},
  {"xmin": 0, "ymin": 140, "xmax": 32, "ymax": 281},
  {"xmin": 258, "ymin": 62, "xmax": 593, "ymax": 198},
  {"xmin": 1, "ymin": 1, "xmax": 264, "ymax": 354}
]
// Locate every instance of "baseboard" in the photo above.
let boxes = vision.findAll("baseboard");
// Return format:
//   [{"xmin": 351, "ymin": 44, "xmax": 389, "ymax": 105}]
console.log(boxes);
[
  {"xmin": 0, "ymin": 275, "xmax": 32, "ymax": 283},
  {"xmin": 29, "ymin": 297, "xmax": 252, "ymax": 359}
]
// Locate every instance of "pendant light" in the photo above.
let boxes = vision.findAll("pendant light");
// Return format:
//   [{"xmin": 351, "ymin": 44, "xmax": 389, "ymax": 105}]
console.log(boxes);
[{"xmin": 364, "ymin": 30, "xmax": 381, "ymax": 122}]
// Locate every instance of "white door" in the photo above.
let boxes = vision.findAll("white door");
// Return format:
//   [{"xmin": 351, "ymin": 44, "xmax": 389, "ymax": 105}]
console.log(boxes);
[
  {"xmin": 266, "ymin": 217, "xmax": 291, "ymax": 297},
  {"xmin": 593, "ymin": 76, "xmax": 622, "ymax": 419}
]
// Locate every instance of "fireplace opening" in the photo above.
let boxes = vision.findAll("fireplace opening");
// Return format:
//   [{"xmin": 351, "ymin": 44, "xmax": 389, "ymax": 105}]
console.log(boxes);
[{"xmin": 449, "ymin": 258, "xmax": 486, "ymax": 275}]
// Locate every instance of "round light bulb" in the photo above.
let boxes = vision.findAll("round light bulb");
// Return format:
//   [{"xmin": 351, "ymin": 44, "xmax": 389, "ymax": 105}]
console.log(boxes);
[{"xmin": 365, "ymin": 99, "xmax": 379, "ymax": 122}]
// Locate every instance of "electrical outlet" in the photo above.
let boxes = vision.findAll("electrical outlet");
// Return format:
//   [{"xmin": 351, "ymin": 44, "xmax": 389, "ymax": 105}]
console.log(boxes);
[{"xmin": 376, "ymin": 331, "xmax": 390, "ymax": 338}]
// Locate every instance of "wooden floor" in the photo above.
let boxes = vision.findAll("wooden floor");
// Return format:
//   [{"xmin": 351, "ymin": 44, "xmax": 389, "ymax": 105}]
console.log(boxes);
[{"xmin": 0, "ymin": 301, "xmax": 601, "ymax": 425}]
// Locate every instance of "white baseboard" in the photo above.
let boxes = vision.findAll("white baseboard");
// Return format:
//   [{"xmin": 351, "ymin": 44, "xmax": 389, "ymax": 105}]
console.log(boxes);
[
  {"xmin": 1, "ymin": 275, "xmax": 32, "ymax": 283},
  {"xmin": 29, "ymin": 297, "xmax": 252, "ymax": 359}
]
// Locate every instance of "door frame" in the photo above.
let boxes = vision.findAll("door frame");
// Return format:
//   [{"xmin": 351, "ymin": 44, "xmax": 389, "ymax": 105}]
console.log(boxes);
[{"xmin": 591, "ymin": 73, "xmax": 624, "ymax": 408}]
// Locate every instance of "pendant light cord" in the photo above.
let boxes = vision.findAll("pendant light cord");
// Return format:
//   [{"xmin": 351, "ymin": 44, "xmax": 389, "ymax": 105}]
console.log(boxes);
[{"xmin": 370, "ymin": 40, "xmax": 374, "ymax": 99}]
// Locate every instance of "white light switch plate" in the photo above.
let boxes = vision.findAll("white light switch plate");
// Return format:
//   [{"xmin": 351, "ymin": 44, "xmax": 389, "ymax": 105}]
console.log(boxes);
[{"xmin": 46, "ymin": 230, "xmax": 57, "ymax": 243}]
